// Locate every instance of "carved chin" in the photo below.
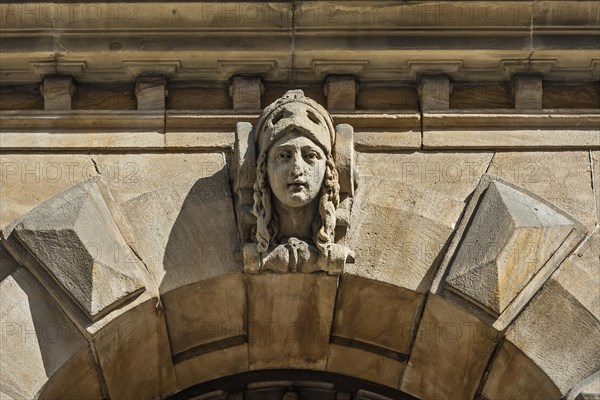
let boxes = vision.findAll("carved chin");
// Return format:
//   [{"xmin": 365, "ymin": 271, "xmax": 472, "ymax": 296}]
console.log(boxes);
[{"xmin": 280, "ymin": 187, "xmax": 316, "ymax": 207}]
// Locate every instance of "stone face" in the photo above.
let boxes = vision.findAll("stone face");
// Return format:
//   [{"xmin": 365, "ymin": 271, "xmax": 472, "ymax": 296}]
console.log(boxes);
[
  {"xmin": 418, "ymin": 75, "xmax": 451, "ymax": 111},
  {"xmin": 513, "ymin": 74, "xmax": 543, "ymax": 110},
  {"xmin": 0, "ymin": 266, "xmax": 101, "ymax": 400},
  {"xmin": 41, "ymin": 76, "xmax": 76, "ymax": 110},
  {"xmin": 333, "ymin": 275, "xmax": 423, "ymax": 354},
  {"xmin": 135, "ymin": 76, "xmax": 167, "ymax": 110},
  {"xmin": 481, "ymin": 340, "xmax": 561, "ymax": 400},
  {"xmin": 488, "ymin": 151, "xmax": 596, "ymax": 230},
  {"xmin": 247, "ymin": 274, "xmax": 337, "ymax": 370},
  {"xmin": 506, "ymin": 278, "xmax": 600, "ymax": 394},
  {"xmin": 446, "ymin": 180, "xmax": 577, "ymax": 315},
  {"xmin": 324, "ymin": 76, "xmax": 356, "ymax": 111},
  {"xmin": 162, "ymin": 273, "xmax": 246, "ymax": 355},
  {"xmin": 327, "ymin": 344, "xmax": 404, "ymax": 388},
  {"xmin": 9, "ymin": 178, "xmax": 145, "ymax": 321},
  {"xmin": 401, "ymin": 294, "xmax": 500, "ymax": 400},
  {"xmin": 347, "ymin": 177, "xmax": 464, "ymax": 291}
]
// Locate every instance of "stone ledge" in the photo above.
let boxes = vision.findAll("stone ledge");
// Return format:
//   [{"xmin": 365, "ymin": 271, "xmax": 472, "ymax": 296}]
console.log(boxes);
[{"xmin": 423, "ymin": 110, "xmax": 600, "ymax": 150}]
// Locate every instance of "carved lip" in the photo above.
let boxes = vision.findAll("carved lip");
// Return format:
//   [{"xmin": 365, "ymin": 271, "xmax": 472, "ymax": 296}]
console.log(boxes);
[{"xmin": 288, "ymin": 182, "xmax": 307, "ymax": 191}]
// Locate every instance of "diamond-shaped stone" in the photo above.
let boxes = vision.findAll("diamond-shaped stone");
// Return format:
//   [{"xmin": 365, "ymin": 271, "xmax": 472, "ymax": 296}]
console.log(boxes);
[
  {"xmin": 12, "ymin": 178, "xmax": 144, "ymax": 321},
  {"xmin": 446, "ymin": 181, "xmax": 575, "ymax": 314}
]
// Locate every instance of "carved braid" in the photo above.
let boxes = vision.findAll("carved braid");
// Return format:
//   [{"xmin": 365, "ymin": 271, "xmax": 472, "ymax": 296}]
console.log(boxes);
[
  {"xmin": 314, "ymin": 154, "xmax": 340, "ymax": 256},
  {"xmin": 252, "ymin": 152, "xmax": 272, "ymax": 252}
]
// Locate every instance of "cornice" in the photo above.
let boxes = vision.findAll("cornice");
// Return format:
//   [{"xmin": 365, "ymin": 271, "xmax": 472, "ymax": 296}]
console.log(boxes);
[{"xmin": 0, "ymin": 1, "xmax": 598, "ymax": 83}]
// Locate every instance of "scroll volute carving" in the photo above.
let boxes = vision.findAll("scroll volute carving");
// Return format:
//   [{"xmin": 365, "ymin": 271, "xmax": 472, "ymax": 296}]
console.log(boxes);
[{"xmin": 233, "ymin": 90, "xmax": 355, "ymax": 274}]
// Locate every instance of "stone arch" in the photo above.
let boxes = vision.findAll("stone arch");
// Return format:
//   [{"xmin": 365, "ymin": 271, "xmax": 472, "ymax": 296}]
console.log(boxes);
[{"xmin": 1, "ymin": 167, "xmax": 598, "ymax": 399}]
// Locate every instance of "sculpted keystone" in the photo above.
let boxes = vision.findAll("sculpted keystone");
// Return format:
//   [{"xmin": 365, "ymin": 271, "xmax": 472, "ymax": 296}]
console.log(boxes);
[{"xmin": 234, "ymin": 90, "xmax": 354, "ymax": 274}]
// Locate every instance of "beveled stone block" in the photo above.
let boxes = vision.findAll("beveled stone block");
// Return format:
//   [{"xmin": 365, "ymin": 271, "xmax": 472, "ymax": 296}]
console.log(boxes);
[
  {"xmin": 8, "ymin": 177, "xmax": 145, "ymax": 321},
  {"xmin": 446, "ymin": 180, "xmax": 578, "ymax": 316}
]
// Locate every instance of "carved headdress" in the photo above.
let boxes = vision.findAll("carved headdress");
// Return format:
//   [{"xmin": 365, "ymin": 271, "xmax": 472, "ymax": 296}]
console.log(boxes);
[{"xmin": 252, "ymin": 90, "xmax": 340, "ymax": 254}]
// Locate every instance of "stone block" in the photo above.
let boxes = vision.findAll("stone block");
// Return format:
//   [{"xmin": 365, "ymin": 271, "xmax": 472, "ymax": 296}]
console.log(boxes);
[
  {"xmin": 0, "ymin": 266, "xmax": 101, "ymax": 400},
  {"xmin": 418, "ymin": 75, "xmax": 451, "ymax": 111},
  {"xmin": 513, "ymin": 74, "xmax": 543, "ymax": 110},
  {"xmin": 481, "ymin": 340, "xmax": 561, "ymax": 400},
  {"xmin": 92, "ymin": 296, "xmax": 177, "ymax": 399},
  {"xmin": 174, "ymin": 344, "xmax": 249, "ymax": 390},
  {"xmin": 8, "ymin": 177, "xmax": 145, "ymax": 321},
  {"xmin": 324, "ymin": 76, "xmax": 356, "ymax": 111},
  {"xmin": 327, "ymin": 344, "xmax": 404, "ymax": 388},
  {"xmin": 446, "ymin": 180, "xmax": 580, "ymax": 316},
  {"xmin": 356, "ymin": 151, "xmax": 493, "ymax": 203},
  {"xmin": 136, "ymin": 76, "xmax": 167, "ymax": 110},
  {"xmin": 163, "ymin": 273, "xmax": 246, "ymax": 355},
  {"xmin": 594, "ymin": 152, "xmax": 599, "ymax": 225},
  {"xmin": 247, "ymin": 274, "xmax": 337, "ymax": 370},
  {"xmin": 229, "ymin": 76, "xmax": 264, "ymax": 110},
  {"xmin": 41, "ymin": 76, "xmax": 76, "ymax": 110},
  {"xmin": 118, "ymin": 167, "xmax": 241, "ymax": 294},
  {"xmin": 488, "ymin": 151, "xmax": 596, "ymax": 230},
  {"xmin": 401, "ymin": 294, "xmax": 500, "ymax": 400},
  {"xmin": 556, "ymin": 228, "xmax": 600, "ymax": 320},
  {"xmin": 347, "ymin": 177, "xmax": 464, "ymax": 291},
  {"xmin": 506, "ymin": 277, "xmax": 600, "ymax": 395},
  {"xmin": 0, "ymin": 154, "xmax": 98, "ymax": 228},
  {"xmin": 332, "ymin": 275, "xmax": 423, "ymax": 354}
]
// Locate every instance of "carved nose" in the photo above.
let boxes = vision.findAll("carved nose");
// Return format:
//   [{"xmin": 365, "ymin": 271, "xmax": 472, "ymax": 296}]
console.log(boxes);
[{"xmin": 290, "ymin": 156, "xmax": 304, "ymax": 177}]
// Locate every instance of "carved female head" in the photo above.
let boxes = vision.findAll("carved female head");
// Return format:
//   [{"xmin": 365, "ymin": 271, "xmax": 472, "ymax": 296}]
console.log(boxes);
[{"xmin": 252, "ymin": 90, "xmax": 340, "ymax": 255}]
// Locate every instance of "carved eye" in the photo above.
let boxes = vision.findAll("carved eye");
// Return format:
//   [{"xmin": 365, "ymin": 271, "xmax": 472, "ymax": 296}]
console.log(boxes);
[
  {"xmin": 277, "ymin": 151, "xmax": 291, "ymax": 160},
  {"xmin": 306, "ymin": 110, "xmax": 320, "ymax": 125},
  {"xmin": 304, "ymin": 151, "xmax": 319, "ymax": 161}
]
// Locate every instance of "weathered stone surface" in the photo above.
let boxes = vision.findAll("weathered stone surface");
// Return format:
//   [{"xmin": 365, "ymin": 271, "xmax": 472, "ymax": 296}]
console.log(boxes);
[
  {"xmin": 247, "ymin": 274, "xmax": 337, "ymax": 370},
  {"xmin": 118, "ymin": 167, "xmax": 241, "ymax": 294},
  {"xmin": 481, "ymin": 339, "xmax": 561, "ymax": 400},
  {"xmin": 174, "ymin": 344, "xmax": 249, "ymax": 391},
  {"xmin": 356, "ymin": 152, "xmax": 493, "ymax": 203},
  {"xmin": 557, "ymin": 229, "xmax": 600, "ymax": 320},
  {"xmin": 543, "ymin": 83, "xmax": 600, "ymax": 109},
  {"xmin": 8, "ymin": 177, "xmax": 145, "ymax": 321},
  {"xmin": 0, "ymin": 154, "xmax": 98, "ymax": 228},
  {"xmin": 450, "ymin": 83, "xmax": 513, "ymax": 109},
  {"xmin": 90, "ymin": 152, "xmax": 227, "ymax": 205},
  {"xmin": 446, "ymin": 180, "xmax": 577, "ymax": 315},
  {"xmin": 92, "ymin": 295, "xmax": 176, "ymax": 399},
  {"xmin": 356, "ymin": 85, "xmax": 419, "ymax": 110},
  {"xmin": 230, "ymin": 76, "xmax": 264, "ymax": 110},
  {"xmin": 513, "ymin": 74, "xmax": 543, "ymax": 110},
  {"xmin": 41, "ymin": 76, "xmax": 75, "ymax": 110},
  {"xmin": 488, "ymin": 151, "xmax": 597, "ymax": 229},
  {"xmin": 327, "ymin": 344, "xmax": 404, "ymax": 388},
  {"xmin": 163, "ymin": 273, "xmax": 246, "ymax": 355},
  {"xmin": 347, "ymin": 177, "xmax": 464, "ymax": 291},
  {"xmin": 0, "ymin": 265, "xmax": 101, "ymax": 400},
  {"xmin": 594, "ymin": 151, "xmax": 599, "ymax": 225},
  {"xmin": 324, "ymin": 76, "xmax": 356, "ymax": 111},
  {"xmin": 401, "ymin": 294, "xmax": 500, "ymax": 400},
  {"xmin": 333, "ymin": 275, "xmax": 423, "ymax": 354},
  {"xmin": 506, "ymin": 277, "xmax": 600, "ymax": 394},
  {"xmin": 418, "ymin": 75, "xmax": 451, "ymax": 111},
  {"xmin": 574, "ymin": 373, "xmax": 600, "ymax": 400},
  {"xmin": 72, "ymin": 84, "xmax": 136, "ymax": 110},
  {"xmin": 135, "ymin": 76, "xmax": 167, "ymax": 110}
]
